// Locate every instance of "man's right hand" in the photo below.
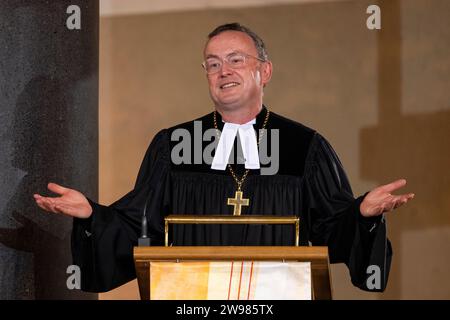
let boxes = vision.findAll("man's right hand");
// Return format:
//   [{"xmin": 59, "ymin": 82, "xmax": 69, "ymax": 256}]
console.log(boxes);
[{"xmin": 34, "ymin": 182, "xmax": 92, "ymax": 219}]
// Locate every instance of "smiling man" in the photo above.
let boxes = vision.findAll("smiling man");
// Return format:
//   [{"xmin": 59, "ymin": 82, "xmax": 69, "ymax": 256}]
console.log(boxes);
[
  {"xmin": 203, "ymin": 27, "xmax": 272, "ymax": 124},
  {"xmin": 34, "ymin": 23, "xmax": 414, "ymax": 293}
]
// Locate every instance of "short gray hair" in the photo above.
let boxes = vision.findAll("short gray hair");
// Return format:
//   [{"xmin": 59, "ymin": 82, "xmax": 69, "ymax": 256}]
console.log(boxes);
[{"xmin": 207, "ymin": 23, "xmax": 269, "ymax": 61}]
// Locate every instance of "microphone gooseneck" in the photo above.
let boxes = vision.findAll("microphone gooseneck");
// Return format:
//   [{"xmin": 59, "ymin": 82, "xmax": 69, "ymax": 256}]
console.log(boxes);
[
  {"xmin": 141, "ymin": 202, "xmax": 148, "ymax": 238},
  {"xmin": 138, "ymin": 199, "xmax": 151, "ymax": 246}
]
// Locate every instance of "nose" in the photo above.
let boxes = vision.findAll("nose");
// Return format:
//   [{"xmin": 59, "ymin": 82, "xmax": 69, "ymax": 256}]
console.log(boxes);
[{"xmin": 219, "ymin": 61, "xmax": 233, "ymax": 77}]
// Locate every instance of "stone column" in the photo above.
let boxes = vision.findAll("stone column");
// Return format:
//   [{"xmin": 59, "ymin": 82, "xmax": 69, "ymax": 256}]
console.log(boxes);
[{"xmin": 0, "ymin": 0, "xmax": 98, "ymax": 299}]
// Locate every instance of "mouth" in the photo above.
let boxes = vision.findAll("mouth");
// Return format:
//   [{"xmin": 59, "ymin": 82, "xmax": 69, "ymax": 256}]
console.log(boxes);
[{"xmin": 219, "ymin": 82, "xmax": 240, "ymax": 90}]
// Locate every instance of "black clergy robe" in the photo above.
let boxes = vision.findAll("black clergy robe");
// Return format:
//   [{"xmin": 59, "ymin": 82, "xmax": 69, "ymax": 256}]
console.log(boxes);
[{"xmin": 72, "ymin": 106, "xmax": 392, "ymax": 293}]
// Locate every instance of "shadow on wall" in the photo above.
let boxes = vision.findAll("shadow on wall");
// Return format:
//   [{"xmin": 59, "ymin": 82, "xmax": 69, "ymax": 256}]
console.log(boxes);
[
  {"xmin": 0, "ymin": 76, "xmax": 73, "ymax": 299},
  {"xmin": 360, "ymin": 0, "xmax": 450, "ymax": 299}
]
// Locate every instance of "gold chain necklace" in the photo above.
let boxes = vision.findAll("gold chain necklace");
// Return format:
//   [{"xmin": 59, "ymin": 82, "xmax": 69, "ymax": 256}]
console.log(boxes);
[{"xmin": 213, "ymin": 108, "xmax": 270, "ymax": 215}]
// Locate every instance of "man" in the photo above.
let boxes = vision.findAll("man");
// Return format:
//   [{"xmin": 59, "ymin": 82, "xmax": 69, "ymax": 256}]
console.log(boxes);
[{"xmin": 34, "ymin": 23, "xmax": 414, "ymax": 293}]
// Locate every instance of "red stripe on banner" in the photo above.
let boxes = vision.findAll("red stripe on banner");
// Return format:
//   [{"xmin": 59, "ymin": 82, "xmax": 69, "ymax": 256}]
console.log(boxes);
[
  {"xmin": 227, "ymin": 261, "xmax": 234, "ymax": 300},
  {"xmin": 237, "ymin": 261, "xmax": 244, "ymax": 300},
  {"xmin": 247, "ymin": 261, "xmax": 254, "ymax": 300}
]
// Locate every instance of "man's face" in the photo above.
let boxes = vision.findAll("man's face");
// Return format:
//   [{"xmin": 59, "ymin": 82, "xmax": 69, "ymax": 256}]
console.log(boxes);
[{"xmin": 203, "ymin": 31, "xmax": 271, "ymax": 111}]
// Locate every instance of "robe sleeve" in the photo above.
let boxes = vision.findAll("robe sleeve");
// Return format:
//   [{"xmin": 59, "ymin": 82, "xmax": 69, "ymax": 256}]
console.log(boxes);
[
  {"xmin": 71, "ymin": 129, "xmax": 171, "ymax": 292},
  {"xmin": 303, "ymin": 133, "xmax": 392, "ymax": 292}
]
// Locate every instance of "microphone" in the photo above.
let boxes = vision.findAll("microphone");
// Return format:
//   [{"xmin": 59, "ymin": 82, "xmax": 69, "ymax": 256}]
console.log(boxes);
[{"xmin": 138, "ymin": 199, "xmax": 151, "ymax": 246}]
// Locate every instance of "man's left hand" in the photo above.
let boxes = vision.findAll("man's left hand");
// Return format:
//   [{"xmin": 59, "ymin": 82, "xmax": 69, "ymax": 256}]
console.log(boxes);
[{"xmin": 360, "ymin": 179, "xmax": 414, "ymax": 218}]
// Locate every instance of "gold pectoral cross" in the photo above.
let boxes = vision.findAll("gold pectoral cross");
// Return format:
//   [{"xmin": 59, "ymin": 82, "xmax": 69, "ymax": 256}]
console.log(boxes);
[{"xmin": 227, "ymin": 190, "xmax": 249, "ymax": 216}]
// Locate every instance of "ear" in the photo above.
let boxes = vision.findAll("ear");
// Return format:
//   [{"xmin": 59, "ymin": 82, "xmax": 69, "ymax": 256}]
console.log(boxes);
[{"xmin": 260, "ymin": 60, "xmax": 273, "ymax": 87}]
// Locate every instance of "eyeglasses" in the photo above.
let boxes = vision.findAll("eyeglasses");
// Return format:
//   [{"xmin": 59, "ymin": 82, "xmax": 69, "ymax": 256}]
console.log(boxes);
[{"xmin": 202, "ymin": 52, "xmax": 266, "ymax": 75}]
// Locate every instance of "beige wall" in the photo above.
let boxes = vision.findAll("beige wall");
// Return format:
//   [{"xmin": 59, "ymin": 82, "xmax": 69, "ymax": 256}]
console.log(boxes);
[{"xmin": 98, "ymin": 0, "xmax": 450, "ymax": 299}]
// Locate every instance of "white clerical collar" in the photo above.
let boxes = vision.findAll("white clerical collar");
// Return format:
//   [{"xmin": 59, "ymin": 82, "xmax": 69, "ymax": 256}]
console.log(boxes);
[{"xmin": 211, "ymin": 118, "xmax": 260, "ymax": 170}]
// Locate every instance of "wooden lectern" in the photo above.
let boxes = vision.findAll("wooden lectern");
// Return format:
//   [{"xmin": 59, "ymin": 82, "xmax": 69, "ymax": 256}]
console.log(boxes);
[{"xmin": 133, "ymin": 215, "xmax": 333, "ymax": 300}]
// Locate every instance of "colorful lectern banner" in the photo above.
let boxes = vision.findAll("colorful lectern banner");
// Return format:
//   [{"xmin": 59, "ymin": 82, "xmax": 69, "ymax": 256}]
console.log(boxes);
[{"xmin": 150, "ymin": 261, "xmax": 311, "ymax": 300}]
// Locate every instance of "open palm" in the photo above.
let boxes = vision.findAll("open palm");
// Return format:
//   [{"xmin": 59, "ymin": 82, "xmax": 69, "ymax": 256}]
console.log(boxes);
[
  {"xmin": 360, "ymin": 179, "xmax": 414, "ymax": 218},
  {"xmin": 34, "ymin": 182, "xmax": 92, "ymax": 218}
]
